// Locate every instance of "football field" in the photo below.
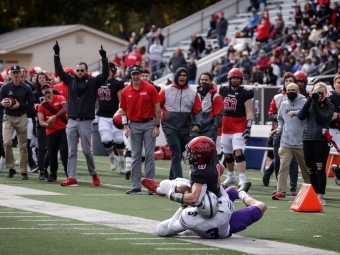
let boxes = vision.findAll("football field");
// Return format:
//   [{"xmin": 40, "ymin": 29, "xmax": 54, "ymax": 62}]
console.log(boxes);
[{"xmin": 0, "ymin": 149, "xmax": 340, "ymax": 255}]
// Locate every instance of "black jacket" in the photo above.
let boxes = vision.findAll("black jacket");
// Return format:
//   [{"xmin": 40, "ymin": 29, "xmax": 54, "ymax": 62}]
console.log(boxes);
[
  {"xmin": 54, "ymin": 56, "xmax": 109, "ymax": 119},
  {"xmin": 298, "ymin": 97, "xmax": 334, "ymax": 142}
]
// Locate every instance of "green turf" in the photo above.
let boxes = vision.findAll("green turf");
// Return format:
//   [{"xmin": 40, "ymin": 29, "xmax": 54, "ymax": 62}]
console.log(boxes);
[
  {"xmin": 0, "ymin": 149, "xmax": 340, "ymax": 254},
  {"xmin": 0, "ymin": 207, "xmax": 245, "ymax": 255}
]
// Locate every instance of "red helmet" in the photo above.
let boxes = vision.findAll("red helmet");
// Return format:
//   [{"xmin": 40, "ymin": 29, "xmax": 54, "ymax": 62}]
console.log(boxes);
[
  {"xmin": 112, "ymin": 112, "xmax": 123, "ymax": 129},
  {"xmin": 228, "ymin": 68, "xmax": 243, "ymax": 87},
  {"xmin": 183, "ymin": 136, "xmax": 216, "ymax": 165},
  {"xmin": 294, "ymin": 71, "xmax": 307, "ymax": 83}
]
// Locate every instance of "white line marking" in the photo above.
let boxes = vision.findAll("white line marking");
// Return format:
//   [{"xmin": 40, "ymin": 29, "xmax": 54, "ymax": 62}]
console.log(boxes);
[
  {"xmin": 17, "ymin": 220, "xmax": 71, "ymax": 222},
  {"xmin": 0, "ymin": 216, "xmax": 50, "ymax": 218},
  {"xmin": 0, "ymin": 211, "xmax": 32, "ymax": 213},
  {"xmin": 38, "ymin": 224, "xmax": 93, "ymax": 226},
  {"xmin": 82, "ymin": 233, "xmax": 137, "ymax": 235},
  {"xmin": 0, "ymin": 184, "xmax": 339, "ymax": 255},
  {"xmin": 155, "ymin": 248, "xmax": 219, "ymax": 250},
  {"xmin": 0, "ymin": 228, "xmax": 118, "ymax": 230},
  {"xmin": 106, "ymin": 238, "xmax": 165, "ymax": 240},
  {"xmin": 132, "ymin": 243, "xmax": 190, "ymax": 245}
]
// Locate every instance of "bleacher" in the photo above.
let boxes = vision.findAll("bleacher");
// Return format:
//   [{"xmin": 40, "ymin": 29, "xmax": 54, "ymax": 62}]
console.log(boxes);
[{"xmin": 88, "ymin": 0, "xmax": 306, "ymax": 84}]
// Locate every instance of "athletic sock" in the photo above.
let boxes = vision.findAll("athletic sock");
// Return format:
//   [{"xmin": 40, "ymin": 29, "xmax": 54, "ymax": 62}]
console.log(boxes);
[
  {"xmin": 239, "ymin": 173, "xmax": 246, "ymax": 183},
  {"xmin": 238, "ymin": 190, "xmax": 249, "ymax": 201}
]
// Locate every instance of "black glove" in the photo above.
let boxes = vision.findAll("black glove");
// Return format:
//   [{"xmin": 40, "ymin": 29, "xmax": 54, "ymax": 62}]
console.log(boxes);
[
  {"xmin": 242, "ymin": 120, "xmax": 252, "ymax": 139},
  {"xmin": 242, "ymin": 128, "xmax": 251, "ymax": 139},
  {"xmin": 99, "ymin": 45, "xmax": 106, "ymax": 59},
  {"xmin": 53, "ymin": 41, "xmax": 60, "ymax": 55}
]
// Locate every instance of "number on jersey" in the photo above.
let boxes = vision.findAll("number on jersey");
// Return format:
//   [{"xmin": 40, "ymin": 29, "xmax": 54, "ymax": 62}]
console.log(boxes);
[
  {"xmin": 98, "ymin": 88, "xmax": 111, "ymax": 100},
  {"xmin": 223, "ymin": 97, "xmax": 237, "ymax": 111}
]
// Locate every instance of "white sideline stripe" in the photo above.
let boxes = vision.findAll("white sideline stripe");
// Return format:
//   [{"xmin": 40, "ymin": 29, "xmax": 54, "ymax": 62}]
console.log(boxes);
[
  {"xmin": 155, "ymin": 248, "xmax": 219, "ymax": 251},
  {"xmin": 82, "ymin": 233, "xmax": 137, "ymax": 235},
  {"xmin": 0, "ymin": 184, "xmax": 339, "ymax": 255},
  {"xmin": 38, "ymin": 224, "xmax": 93, "ymax": 226},
  {"xmin": 0, "ymin": 216, "xmax": 50, "ymax": 218},
  {"xmin": 0, "ymin": 212, "xmax": 32, "ymax": 213},
  {"xmin": 17, "ymin": 220, "xmax": 70, "ymax": 222},
  {"xmin": 132, "ymin": 243, "xmax": 190, "ymax": 245},
  {"xmin": 107, "ymin": 238, "xmax": 165, "ymax": 240},
  {"xmin": 0, "ymin": 228, "xmax": 117, "ymax": 230}
]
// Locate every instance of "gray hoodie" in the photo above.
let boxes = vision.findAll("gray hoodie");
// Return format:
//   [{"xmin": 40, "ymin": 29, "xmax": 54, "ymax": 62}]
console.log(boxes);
[{"xmin": 277, "ymin": 94, "xmax": 306, "ymax": 148}]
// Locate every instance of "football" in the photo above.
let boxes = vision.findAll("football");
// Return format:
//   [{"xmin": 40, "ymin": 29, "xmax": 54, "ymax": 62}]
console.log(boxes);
[
  {"xmin": 112, "ymin": 112, "xmax": 123, "ymax": 129},
  {"xmin": 175, "ymin": 184, "xmax": 192, "ymax": 194},
  {"xmin": 2, "ymin": 98, "xmax": 16, "ymax": 108}
]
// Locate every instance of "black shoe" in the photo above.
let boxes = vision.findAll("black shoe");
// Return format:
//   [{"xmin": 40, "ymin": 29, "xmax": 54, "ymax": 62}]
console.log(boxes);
[
  {"xmin": 238, "ymin": 182, "xmax": 252, "ymax": 193},
  {"xmin": 262, "ymin": 167, "xmax": 272, "ymax": 187},
  {"xmin": 7, "ymin": 168, "xmax": 16, "ymax": 178},
  {"xmin": 21, "ymin": 173, "xmax": 28, "ymax": 180},
  {"xmin": 38, "ymin": 171, "xmax": 46, "ymax": 180},
  {"xmin": 126, "ymin": 188, "xmax": 141, "ymax": 195},
  {"xmin": 28, "ymin": 164, "xmax": 39, "ymax": 173},
  {"xmin": 47, "ymin": 176, "xmax": 57, "ymax": 183},
  {"xmin": 125, "ymin": 170, "xmax": 131, "ymax": 180},
  {"xmin": 44, "ymin": 171, "xmax": 50, "ymax": 180}
]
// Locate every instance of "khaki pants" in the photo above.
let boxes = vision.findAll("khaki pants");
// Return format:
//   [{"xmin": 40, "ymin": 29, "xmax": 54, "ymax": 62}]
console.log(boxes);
[
  {"xmin": 3, "ymin": 114, "xmax": 28, "ymax": 173},
  {"xmin": 277, "ymin": 146, "xmax": 310, "ymax": 194}
]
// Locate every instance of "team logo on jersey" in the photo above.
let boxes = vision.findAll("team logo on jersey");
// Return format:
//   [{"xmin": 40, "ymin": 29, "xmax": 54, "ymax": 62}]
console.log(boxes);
[
  {"xmin": 8, "ymin": 91, "xmax": 13, "ymax": 96},
  {"xmin": 198, "ymin": 164, "xmax": 206, "ymax": 169},
  {"xmin": 140, "ymin": 92, "xmax": 147, "ymax": 95}
]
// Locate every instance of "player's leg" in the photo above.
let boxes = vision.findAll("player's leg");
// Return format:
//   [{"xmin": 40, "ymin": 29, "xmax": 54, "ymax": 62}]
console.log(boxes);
[
  {"xmin": 98, "ymin": 117, "xmax": 118, "ymax": 171},
  {"xmin": 227, "ymin": 192, "xmax": 266, "ymax": 237},
  {"xmin": 124, "ymin": 136, "xmax": 132, "ymax": 180},
  {"xmin": 221, "ymin": 134, "xmax": 236, "ymax": 187},
  {"xmin": 156, "ymin": 219, "xmax": 179, "ymax": 237},
  {"xmin": 112, "ymin": 124, "xmax": 125, "ymax": 174},
  {"xmin": 232, "ymin": 133, "xmax": 247, "ymax": 185}
]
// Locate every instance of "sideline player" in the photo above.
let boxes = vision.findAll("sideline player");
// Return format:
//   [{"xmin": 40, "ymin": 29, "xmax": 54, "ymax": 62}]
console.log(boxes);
[
  {"xmin": 219, "ymin": 68, "xmax": 254, "ymax": 187},
  {"xmin": 96, "ymin": 62, "xmax": 125, "ymax": 173}
]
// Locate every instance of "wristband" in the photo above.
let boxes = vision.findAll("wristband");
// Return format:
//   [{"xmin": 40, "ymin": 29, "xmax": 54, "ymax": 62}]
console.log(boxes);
[
  {"xmin": 169, "ymin": 192, "xmax": 184, "ymax": 203},
  {"xmin": 246, "ymin": 119, "xmax": 252, "ymax": 129},
  {"xmin": 122, "ymin": 115, "xmax": 127, "ymax": 125}
]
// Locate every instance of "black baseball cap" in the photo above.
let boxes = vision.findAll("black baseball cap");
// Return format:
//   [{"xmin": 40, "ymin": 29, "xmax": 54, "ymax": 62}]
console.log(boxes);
[{"xmin": 10, "ymin": 65, "xmax": 21, "ymax": 73}]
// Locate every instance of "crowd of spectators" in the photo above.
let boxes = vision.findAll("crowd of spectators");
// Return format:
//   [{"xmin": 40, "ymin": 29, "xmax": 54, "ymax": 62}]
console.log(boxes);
[{"xmin": 200, "ymin": 1, "xmax": 340, "ymax": 85}]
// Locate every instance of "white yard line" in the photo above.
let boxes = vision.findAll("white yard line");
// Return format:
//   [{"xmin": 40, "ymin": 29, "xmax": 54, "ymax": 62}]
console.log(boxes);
[{"xmin": 0, "ymin": 184, "xmax": 338, "ymax": 255}]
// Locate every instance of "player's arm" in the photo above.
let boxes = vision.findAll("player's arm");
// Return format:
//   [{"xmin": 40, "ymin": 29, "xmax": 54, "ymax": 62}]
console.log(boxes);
[
  {"xmin": 168, "ymin": 182, "xmax": 206, "ymax": 205},
  {"xmin": 37, "ymin": 112, "xmax": 48, "ymax": 127},
  {"xmin": 244, "ymin": 99, "xmax": 253, "ymax": 122}
]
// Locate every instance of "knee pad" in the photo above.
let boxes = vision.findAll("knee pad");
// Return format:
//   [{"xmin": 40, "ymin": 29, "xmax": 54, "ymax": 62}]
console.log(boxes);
[
  {"xmin": 125, "ymin": 150, "xmax": 132, "ymax": 158},
  {"xmin": 114, "ymin": 142, "xmax": 125, "ymax": 150},
  {"xmin": 234, "ymin": 151, "xmax": 246, "ymax": 163},
  {"xmin": 224, "ymin": 154, "xmax": 235, "ymax": 164},
  {"xmin": 102, "ymin": 141, "xmax": 114, "ymax": 149}
]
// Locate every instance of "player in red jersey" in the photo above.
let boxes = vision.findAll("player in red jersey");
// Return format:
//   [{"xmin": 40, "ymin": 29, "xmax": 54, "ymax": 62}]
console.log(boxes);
[{"xmin": 219, "ymin": 68, "xmax": 254, "ymax": 187}]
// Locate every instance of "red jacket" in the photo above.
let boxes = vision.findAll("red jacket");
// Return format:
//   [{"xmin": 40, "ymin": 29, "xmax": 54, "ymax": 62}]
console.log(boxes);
[{"xmin": 256, "ymin": 10, "xmax": 270, "ymax": 40}]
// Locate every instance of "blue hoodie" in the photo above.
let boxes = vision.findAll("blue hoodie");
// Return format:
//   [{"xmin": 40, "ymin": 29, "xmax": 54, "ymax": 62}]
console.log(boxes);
[{"xmin": 277, "ymin": 94, "xmax": 306, "ymax": 148}]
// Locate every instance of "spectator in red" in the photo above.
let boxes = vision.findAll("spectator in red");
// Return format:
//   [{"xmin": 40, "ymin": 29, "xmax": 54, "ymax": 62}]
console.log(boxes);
[
  {"xmin": 124, "ymin": 45, "xmax": 142, "ymax": 67},
  {"xmin": 54, "ymin": 67, "xmax": 74, "ymax": 102},
  {"xmin": 256, "ymin": 8, "xmax": 270, "ymax": 44},
  {"xmin": 256, "ymin": 50, "xmax": 270, "ymax": 72},
  {"xmin": 112, "ymin": 53, "xmax": 122, "ymax": 67}
]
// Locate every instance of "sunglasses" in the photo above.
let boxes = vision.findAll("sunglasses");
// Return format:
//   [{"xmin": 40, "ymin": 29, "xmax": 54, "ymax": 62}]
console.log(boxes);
[{"xmin": 76, "ymin": 69, "xmax": 85, "ymax": 73}]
